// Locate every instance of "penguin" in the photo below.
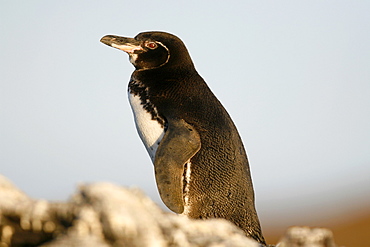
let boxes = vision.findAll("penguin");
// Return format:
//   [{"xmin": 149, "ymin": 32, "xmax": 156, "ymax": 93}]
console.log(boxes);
[{"xmin": 100, "ymin": 31, "xmax": 266, "ymax": 244}]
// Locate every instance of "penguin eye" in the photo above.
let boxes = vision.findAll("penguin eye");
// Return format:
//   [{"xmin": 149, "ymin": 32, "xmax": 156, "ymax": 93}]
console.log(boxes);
[{"xmin": 146, "ymin": 42, "xmax": 158, "ymax": 49}]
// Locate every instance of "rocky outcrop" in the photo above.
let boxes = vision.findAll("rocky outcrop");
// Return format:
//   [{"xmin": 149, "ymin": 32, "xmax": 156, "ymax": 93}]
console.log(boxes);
[
  {"xmin": 0, "ymin": 174, "xmax": 338, "ymax": 247},
  {"xmin": 278, "ymin": 226, "xmax": 338, "ymax": 247}
]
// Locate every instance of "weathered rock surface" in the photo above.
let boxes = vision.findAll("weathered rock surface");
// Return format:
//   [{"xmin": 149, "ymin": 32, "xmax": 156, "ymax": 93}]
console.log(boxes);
[
  {"xmin": 0, "ymin": 174, "xmax": 338, "ymax": 247},
  {"xmin": 278, "ymin": 226, "xmax": 338, "ymax": 247}
]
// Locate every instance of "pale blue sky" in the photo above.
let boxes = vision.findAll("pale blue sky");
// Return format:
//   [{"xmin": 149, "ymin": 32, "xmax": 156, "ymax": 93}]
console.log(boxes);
[{"xmin": 1, "ymin": 1, "xmax": 369, "ymax": 229}]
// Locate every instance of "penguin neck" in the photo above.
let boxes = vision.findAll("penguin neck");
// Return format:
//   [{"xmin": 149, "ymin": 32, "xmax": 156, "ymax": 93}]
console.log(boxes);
[{"xmin": 132, "ymin": 64, "xmax": 198, "ymax": 84}]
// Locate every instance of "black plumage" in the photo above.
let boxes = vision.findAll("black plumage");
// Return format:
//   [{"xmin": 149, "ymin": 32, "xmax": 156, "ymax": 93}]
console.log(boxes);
[{"xmin": 100, "ymin": 31, "xmax": 266, "ymax": 244}]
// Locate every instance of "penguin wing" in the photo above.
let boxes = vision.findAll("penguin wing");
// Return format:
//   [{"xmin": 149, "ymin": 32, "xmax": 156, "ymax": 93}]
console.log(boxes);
[{"xmin": 154, "ymin": 118, "xmax": 201, "ymax": 214}]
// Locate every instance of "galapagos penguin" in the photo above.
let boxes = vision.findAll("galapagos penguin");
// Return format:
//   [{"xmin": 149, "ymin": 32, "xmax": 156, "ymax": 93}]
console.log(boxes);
[{"xmin": 100, "ymin": 31, "xmax": 266, "ymax": 244}]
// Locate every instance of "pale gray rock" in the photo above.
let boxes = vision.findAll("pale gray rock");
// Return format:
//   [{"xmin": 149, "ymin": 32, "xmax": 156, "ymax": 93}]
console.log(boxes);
[
  {"xmin": 277, "ymin": 226, "xmax": 337, "ymax": 247},
  {"xmin": 0, "ymin": 174, "xmax": 259, "ymax": 247},
  {"xmin": 0, "ymin": 174, "xmax": 339, "ymax": 247}
]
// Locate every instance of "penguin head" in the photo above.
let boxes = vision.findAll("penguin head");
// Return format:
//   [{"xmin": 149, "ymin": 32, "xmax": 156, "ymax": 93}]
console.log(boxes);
[{"xmin": 100, "ymin": 31, "xmax": 194, "ymax": 71}]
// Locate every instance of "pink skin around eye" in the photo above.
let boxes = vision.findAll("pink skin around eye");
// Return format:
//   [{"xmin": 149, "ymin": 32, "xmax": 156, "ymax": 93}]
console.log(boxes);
[{"xmin": 147, "ymin": 42, "xmax": 157, "ymax": 49}]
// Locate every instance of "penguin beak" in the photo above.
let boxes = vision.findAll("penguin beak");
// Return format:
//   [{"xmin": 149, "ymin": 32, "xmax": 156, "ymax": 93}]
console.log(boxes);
[{"xmin": 100, "ymin": 35, "xmax": 143, "ymax": 54}]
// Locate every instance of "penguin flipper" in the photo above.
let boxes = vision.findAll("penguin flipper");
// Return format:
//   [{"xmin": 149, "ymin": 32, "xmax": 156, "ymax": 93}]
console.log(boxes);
[{"xmin": 154, "ymin": 118, "xmax": 201, "ymax": 214}]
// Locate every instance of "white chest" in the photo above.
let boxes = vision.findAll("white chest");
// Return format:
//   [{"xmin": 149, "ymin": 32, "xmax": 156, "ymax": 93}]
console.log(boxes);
[{"xmin": 128, "ymin": 91, "xmax": 165, "ymax": 162}]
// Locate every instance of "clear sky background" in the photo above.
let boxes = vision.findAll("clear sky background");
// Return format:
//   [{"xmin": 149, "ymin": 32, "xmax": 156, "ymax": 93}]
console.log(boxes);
[{"xmin": 1, "ymin": 1, "xmax": 369, "ymax": 230}]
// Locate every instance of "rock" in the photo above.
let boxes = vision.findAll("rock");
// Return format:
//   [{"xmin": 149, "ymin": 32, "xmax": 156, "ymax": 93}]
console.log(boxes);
[
  {"xmin": 0, "ymin": 174, "xmax": 339, "ymax": 247},
  {"xmin": 278, "ymin": 226, "xmax": 337, "ymax": 247},
  {"xmin": 0, "ymin": 174, "xmax": 258, "ymax": 247}
]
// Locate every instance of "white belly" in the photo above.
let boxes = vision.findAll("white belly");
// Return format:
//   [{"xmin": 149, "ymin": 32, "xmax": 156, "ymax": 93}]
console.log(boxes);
[{"xmin": 128, "ymin": 91, "xmax": 165, "ymax": 162}]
